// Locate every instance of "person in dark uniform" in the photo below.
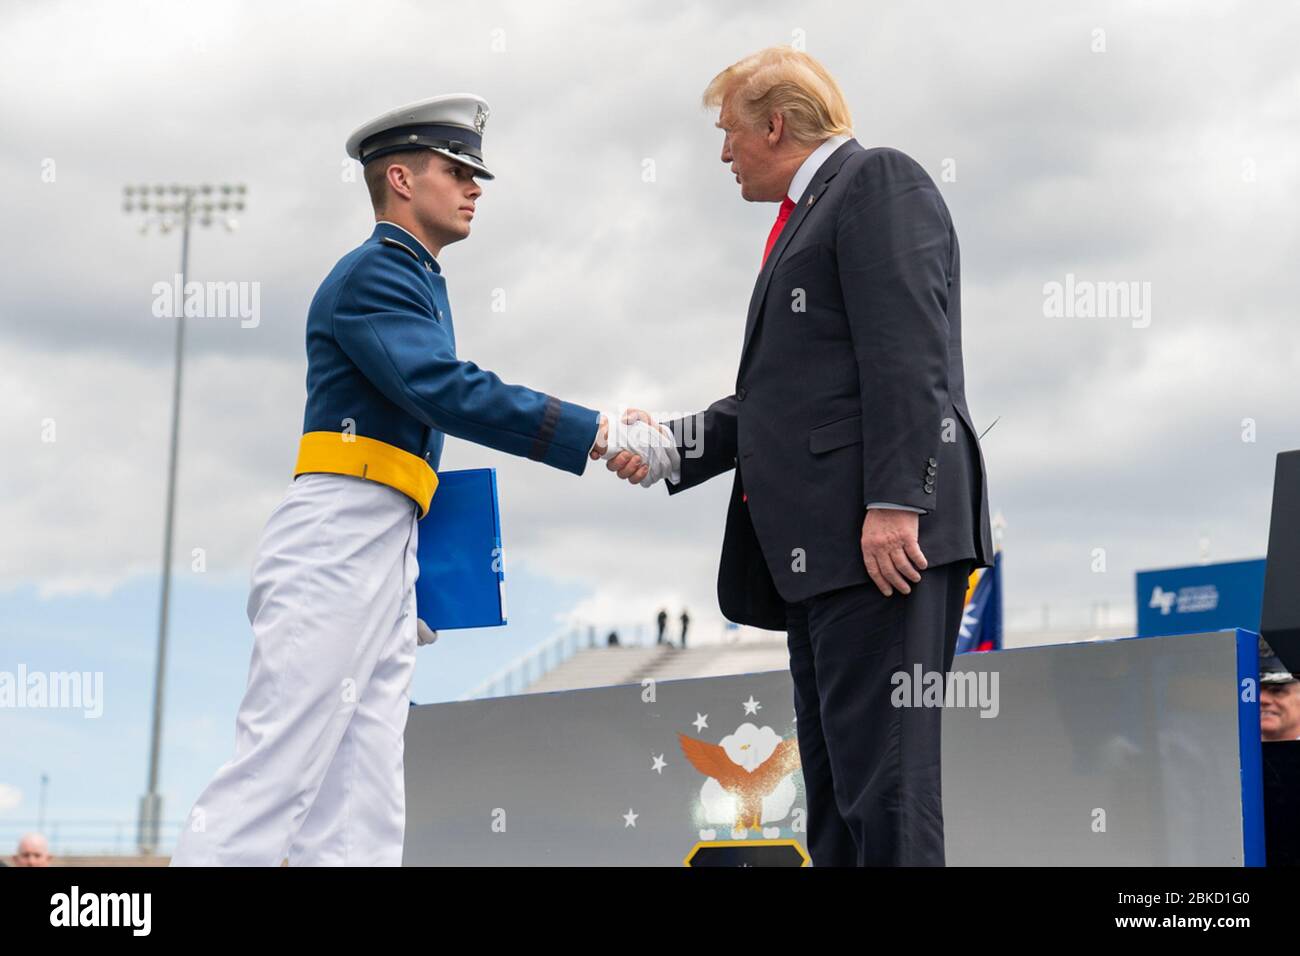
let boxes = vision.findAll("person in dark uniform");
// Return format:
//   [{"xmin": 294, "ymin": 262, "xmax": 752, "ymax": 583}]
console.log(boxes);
[
  {"xmin": 657, "ymin": 608, "xmax": 669, "ymax": 645},
  {"xmin": 1260, "ymin": 638, "xmax": 1300, "ymax": 741},
  {"xmin": 679, "ymin": 609, "xmax": 691, "ymax": 649}
]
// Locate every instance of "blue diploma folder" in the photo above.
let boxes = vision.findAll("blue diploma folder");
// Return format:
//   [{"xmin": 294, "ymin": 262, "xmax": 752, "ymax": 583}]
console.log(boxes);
[{"xmin": 415, "ymin": 468, "xmax": 506, "ymax": 630}]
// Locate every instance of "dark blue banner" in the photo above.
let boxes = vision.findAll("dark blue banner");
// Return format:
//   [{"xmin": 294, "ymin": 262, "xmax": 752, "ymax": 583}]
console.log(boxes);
[{"xmin": 1136, "ymin": 558, "xmax": 1266, "ymax": 637}]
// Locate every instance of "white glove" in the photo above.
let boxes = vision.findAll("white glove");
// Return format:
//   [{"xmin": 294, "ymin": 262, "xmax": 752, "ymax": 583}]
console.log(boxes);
[
  {"xmin": 600, "ymin": 414, "xmax": 680, "ymax": 488},
  {"xmin": 416, "ymin": 618, "xmax": 439, "ymax": 646}
]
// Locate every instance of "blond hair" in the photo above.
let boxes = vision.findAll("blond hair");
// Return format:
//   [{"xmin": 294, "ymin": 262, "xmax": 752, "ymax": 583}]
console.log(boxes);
[{"xmin": 703, "ymin": 47, "xmax": 852, "ymax": 145}]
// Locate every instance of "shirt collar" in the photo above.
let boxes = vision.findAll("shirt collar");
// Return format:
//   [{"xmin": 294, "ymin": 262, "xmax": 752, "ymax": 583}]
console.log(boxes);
[
  {"xmin": 787, "ymin": 134, "xmax": 851, "ymax": 203},
  {"xmin": 372, "ymin": 220, "xmax": 441, "ymax": 273}
]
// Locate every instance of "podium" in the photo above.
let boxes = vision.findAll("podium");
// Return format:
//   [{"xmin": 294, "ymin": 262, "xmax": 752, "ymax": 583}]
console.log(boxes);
[{"xmin": 403, "ymin": 629, "xmax": 1265, "ymax": 865}]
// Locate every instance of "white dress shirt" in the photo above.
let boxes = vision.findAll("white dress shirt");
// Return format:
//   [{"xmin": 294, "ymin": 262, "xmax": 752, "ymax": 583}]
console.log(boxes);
[{"xmin": 787, "ymin": 134, "xmax": 850, "ymax": 205}]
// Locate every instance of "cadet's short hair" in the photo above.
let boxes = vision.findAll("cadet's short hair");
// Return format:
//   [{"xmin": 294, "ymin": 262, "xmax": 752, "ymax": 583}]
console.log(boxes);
[
  {"xmin": 364, "ymin": 149, "xmax": 435, "ymax": 212},
  {"xmin": 703, "ymin": 47, "xmax": 852, "ymax": 146}
]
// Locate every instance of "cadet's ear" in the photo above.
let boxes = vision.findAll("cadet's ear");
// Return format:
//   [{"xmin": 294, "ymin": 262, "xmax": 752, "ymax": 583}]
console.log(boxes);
[{"xmin": 386, "ymin": 162, "xmax": 415, "ymax": 202}]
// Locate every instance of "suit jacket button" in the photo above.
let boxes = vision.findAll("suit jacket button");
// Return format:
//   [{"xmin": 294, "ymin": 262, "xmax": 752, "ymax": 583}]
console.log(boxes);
[
  {"xmin": 924, "ymin": 483, "xmax": 935, "ymax": 493},
  {"xmin": 927, "ymin": 457, "xmax": 937, "ymax": 467},
  {"xmin": 926, "ymin": 465, "xmax": 936, "ymax": 476},
  {"xmin": 737, "ymin": 387, "xmax": 747, "ymax": 400}
]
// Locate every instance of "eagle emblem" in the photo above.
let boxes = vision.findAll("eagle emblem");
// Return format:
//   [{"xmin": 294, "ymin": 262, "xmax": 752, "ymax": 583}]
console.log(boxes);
[
  {"xmin": 679, "ymin": 723, "xmax": 801, "ymax": 839},
  {"xmin": 474, "ymin": 103, "xmax": 489, "ymax": 135}
]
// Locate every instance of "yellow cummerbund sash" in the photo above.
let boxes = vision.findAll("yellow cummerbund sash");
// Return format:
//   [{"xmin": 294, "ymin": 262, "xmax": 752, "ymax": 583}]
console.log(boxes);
[{"xmin": 294, "ymin": 431, "xmax": 439, "ymax": 517}]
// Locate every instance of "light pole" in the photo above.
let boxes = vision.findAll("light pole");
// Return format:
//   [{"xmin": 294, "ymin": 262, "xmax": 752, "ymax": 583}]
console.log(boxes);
[{"xmin": 122, "ymin": 182, "xmax": 246, "ymax": 855}]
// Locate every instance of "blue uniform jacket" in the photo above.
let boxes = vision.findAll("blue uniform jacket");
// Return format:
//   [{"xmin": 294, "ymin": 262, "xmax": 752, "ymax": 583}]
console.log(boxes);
[{"xmin": 296, "ymin": 221, "xmax": 599, "ymax": 515}]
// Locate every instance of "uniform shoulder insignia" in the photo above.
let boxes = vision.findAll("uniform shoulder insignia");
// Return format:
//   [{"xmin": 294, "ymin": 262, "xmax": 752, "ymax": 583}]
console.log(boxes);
[{"xmin": 379, "ymin": 236, "xmax": 420, "ymax": 262}]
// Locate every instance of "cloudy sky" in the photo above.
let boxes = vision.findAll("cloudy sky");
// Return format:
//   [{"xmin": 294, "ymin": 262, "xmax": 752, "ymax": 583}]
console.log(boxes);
[{"xmin": 3, "ymin": 0, "xmax": 1298, "ymax": 850}]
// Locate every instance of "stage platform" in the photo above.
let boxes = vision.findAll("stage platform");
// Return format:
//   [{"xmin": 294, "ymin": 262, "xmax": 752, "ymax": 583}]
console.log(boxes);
[{"xmin": 403, "ymin": 629, "xmax": 1263, "ymax": 865}]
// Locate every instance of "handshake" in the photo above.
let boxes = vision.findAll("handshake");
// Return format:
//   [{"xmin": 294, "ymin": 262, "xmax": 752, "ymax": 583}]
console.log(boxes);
[{"xmin": 591, "ymin": 409, "xmax": 681, "ymax": 487}]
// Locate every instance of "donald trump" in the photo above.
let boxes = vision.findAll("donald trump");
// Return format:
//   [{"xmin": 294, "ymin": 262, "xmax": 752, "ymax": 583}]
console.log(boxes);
[{"xmin": 610, "ymin": 47, "xmax": 993, "ymax": 866}]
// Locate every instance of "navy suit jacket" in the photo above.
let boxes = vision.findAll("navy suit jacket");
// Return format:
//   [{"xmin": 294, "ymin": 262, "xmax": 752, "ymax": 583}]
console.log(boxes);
[{"xmin": 666, "ymin": 141, "xmax": 993, "ymax": 629}]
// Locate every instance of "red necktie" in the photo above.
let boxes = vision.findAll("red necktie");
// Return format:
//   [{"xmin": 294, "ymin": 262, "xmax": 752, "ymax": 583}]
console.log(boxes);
[
  {"xmin": 762, "ymin": 196, "xmax": 796, "ymax": 266},
  {"xmin": 745, "ymin": 197, "xmax": 796, "ymax": 506}
]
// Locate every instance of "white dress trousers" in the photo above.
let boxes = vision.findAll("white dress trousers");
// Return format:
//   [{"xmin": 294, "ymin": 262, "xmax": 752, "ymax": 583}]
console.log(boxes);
[{"xmin": 171, "ymin": 472, "xmax": 420, "ymax": 866}]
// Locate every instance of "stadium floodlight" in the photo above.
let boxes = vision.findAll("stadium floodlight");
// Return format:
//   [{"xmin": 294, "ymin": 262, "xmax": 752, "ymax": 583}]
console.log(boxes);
[{"xmin": 121, "ymin": 182, "xmax": 248, "ymax": 856}]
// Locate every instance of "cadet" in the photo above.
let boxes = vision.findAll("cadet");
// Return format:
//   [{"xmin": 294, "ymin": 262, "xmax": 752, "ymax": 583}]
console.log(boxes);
[{"xmin": 171, "ymin": 94, "xmax": 649, "ymax": 866}]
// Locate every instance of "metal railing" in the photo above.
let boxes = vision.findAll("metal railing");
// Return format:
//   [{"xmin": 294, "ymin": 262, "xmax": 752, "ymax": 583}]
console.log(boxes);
[
  {"xmin": 0, "ymin": 819, "xmax": 185, "ymax": 858},
  {"xmin": 1004, "ymin": 600, "xmax": 1135, "ymax": 635},
  {"xmin": 457, "ymin": 627, "xmax": 590, "ymax": 701},
  {"xmin": 450, "ymin": 600, "xmax": 1139, "ymax": 702}
]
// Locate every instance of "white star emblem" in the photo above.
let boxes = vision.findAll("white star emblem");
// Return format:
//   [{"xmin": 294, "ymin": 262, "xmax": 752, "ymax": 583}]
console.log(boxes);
[
  {"xmin": 651, "ymin": 754, "xmax": 666, "ymax": 774},
  {"xmin": 692, "ymin": 713, "xmax": 708, "ymax": 732},
  {"xmin": 623, "ymin": 808, "xmax": 638, "ymax": 828},
  {"xmin": 958, "ymin": 603, "xmax": 978, "ymax": 639},
  {"xmin": 743, "ymin": 696, "xmax": 761, "ymax": 715}
]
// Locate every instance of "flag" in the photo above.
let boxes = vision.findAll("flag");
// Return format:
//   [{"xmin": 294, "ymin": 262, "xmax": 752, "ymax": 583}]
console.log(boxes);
[{"xmin": 955, "ymin": 549, "xmax": 1003, "ymax": 655}]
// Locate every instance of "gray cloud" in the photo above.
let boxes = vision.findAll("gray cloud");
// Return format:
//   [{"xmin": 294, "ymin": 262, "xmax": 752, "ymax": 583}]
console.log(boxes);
[{"xmin": 3, "ymin": 0, "xmax": 1298, "ymax": 636}]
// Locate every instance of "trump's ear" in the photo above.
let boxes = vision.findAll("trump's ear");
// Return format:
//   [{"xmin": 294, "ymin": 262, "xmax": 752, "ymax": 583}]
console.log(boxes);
[{"xmin": 766, "ymin": 111, "xmax": 785, "ymax": 145}]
